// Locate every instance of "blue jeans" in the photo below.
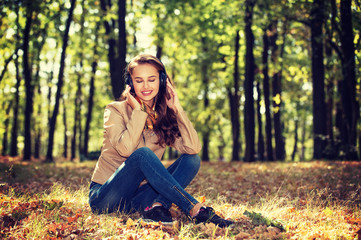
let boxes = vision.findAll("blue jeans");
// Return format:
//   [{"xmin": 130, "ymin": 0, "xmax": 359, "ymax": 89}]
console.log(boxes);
[{"xmin": 89, "ymin": 147, "xmax": 200, "ymax": 215}]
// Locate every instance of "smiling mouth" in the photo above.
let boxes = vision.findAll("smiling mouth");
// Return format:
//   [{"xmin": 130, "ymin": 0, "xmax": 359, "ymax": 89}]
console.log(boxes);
[{"xmin": 141, "ymin": 90, "xmax": 153, "ymax": 96}]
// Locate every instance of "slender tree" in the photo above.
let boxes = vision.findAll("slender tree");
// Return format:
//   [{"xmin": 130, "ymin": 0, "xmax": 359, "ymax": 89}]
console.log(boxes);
[
  {"xmin": 99, "ymin": 0, "xmax": 127, "ymax": 100},
  {"xmin": 62, "ymin": 97, "xmax": 68, "ymax": 159},
  {"xmin": 244, "ymin": 0, "xmax": 256, "ymax": 162},
  {"xmin": 270, "ymin": 21, "xmax": 286, "ymax": 161},
  {"xmin": 22, "ymin": 0, "xmax": 36, "ymax": 161},
  {"xmin": 339, "ymin": 0, "xmax": 359, "ymax": 160},
  {"xmin": 229, "ymin": 30, "xmax": 241, "ymax": 161},
  {"xmin": 46, "ymin": 0, "xmax": 76, "ymax": 162},
  {"xmin": 10, "ymin": 5, "xmax": 21, "ymax": 157},
  {"xmin": 83, "ymin": 24, "xmax": 99, "ymax": 159},
  {"xmin": 256, "ymin": 79, "xmax": 265, "ymax": 161},
  {"xmin": 201, "ymin": 37, "xmax": 210, "ymax": 161},
  {"xmin": 311, "ymin": 0, "xmax": 327, "ymax": 159},
  {"xmin": 262, "ymin": 24, "xmax": 274, "ymax": 161},
  {"xmin": 2, "ymin": 102, "xmax": 13, "ymax": 156},
  {"xmin": 71, "ymin": 0, "xmax": 85, "ymax": 161}
]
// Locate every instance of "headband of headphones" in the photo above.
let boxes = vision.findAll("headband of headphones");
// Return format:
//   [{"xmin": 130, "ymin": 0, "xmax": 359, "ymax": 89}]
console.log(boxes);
[{"xmin": 125, "ymin": 59, "xmax": 168, "ymax": 94}]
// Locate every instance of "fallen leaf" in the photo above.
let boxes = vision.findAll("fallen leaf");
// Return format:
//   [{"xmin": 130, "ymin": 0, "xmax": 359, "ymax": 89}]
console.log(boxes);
[{"xmin": 235, "ymin": 231, "xmax": 251, "ymax": 239}]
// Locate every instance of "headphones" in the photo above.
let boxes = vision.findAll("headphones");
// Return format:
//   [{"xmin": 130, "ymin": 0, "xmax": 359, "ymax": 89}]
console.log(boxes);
[{"xmin": 125, "ymin": 70, "xmax": 167, "ymax": 94}]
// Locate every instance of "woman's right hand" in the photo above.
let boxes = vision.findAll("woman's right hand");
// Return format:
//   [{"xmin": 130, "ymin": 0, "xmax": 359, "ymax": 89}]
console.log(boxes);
[{"xmin": 124, "ymin": 85, "xmax": 141, "ymax": 110}]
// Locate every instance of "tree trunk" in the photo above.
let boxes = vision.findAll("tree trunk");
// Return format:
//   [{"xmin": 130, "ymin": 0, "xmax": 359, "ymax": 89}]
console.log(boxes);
[
  {"xmin": 262, "ymin": 24, "xmax": 274, "ymax": 161},
  {"xmin": 46, "ymin": 0, "xmax": 76, "ymax": 162},
  {"xmin": 2, "ymin": 102, "xmax": 13, "ymax": 156},
  {"xmin": 200, "ymin": 37, "xmax": 210, "ymax": 161},
  {"xmin": 270, "ymin": 21, "xmax": 286, "ymax": 161},
  {"xmin": 10, "ymin": 7, "xmax": 21, "ymax": 156},
  {"xmin": 10, "ymin": 47, "xmax": 20, "ymax": 157},
  {"xmin": 300, "ymin": 114, "xmax": 307, "ymax": 161},
  {"xmin": 34, "ymin": 81, "xmax": 42, "ymax": 159},
  {"xmin": 22, "ymin": 0, "xmax": 34, "ymax": 161},
  {"xmin": 0, "ymin": 52, "xmax": 16, "ymax": 84},
  {"xmin": 292, "ymin": 112, "xmax": 299, "ymax": 161},
  {"xmin": 229, "ymin": 30, "xmax": 241, "ymax": 161},
  {"xmin": 71, "ymin": 75, "xmax": 82, "ymax": 161},
  {"xmin": 243, "ymin": 0, "xmax": 256, "ymax": 162},
  {"xmin": 339, "ymin": 0, "xmax": 359, "ymax": 160},
  {"xmin": 256, "ymin": 80, "xmax": 265, "ymax": 161},
  {"xmin": 83, "ymin": 24, "xmax": 99, "ymax": 158},
  {"xmin": 72, "ymin": 1, "xmax": 85, "ymax": 161},
  {"xmin": 311, "ymin": 0, "xmax": 327, "ymax": 160},
  {"xmin": 100, "ymin": 0, "xmax": 127, "ymax": 100},
  {"xmin": 63, "ymin": 97, "xmax": 68, "ymax": 159},
  {"xmin": 33, "ymin": 29, "xmax": 46, "ymax": 159},
  {"xmin": 324, "ymin": 37, "xmax": 336, "ymax": 159}
]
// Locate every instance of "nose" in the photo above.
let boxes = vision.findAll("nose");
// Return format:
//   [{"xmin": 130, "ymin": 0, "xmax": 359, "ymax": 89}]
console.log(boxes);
[{"xmin": 144, "ymin": 81, "xmax": 149, "ymax": 89}]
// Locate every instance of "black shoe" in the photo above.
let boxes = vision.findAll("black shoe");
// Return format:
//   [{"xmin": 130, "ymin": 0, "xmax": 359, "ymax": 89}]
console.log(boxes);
[
  {"xmin": 142, "ymin": 206, "xmax": 173, "ymax": 224},
  {"xmin": 193, "ymin": 207, "xmax": 234, "ymax": 228}
]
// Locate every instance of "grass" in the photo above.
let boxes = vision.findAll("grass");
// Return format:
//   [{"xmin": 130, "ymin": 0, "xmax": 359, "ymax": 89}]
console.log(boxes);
[{"xmin": 0, "ymin": 158, "xmax": 360, "ymax": 239}]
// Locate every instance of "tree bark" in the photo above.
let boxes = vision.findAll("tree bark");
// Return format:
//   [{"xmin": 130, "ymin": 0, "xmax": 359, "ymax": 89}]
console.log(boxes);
[
  {"xmin": 300, "ymin": 114, "xmax": 307, "ymax": 161},
  {"xmin": 72, "ymin": 0, "xmax": 85, "ymax": 161},
  {"xmin": 46, "ymin": 0, "xmax": 76, "ymax": 162},
  {"xmin": 10, "ymin": 18, "xmax": 21, "ymax": 156},
  {"xmin": 229, "ymin": 30, "xmax": 241, "ymax": 161},
  {"xmin": 256, "ymin": 80, "xmax": 265, "ymax": 161},
  {"xmin": 2, "ymin": 102, "xmax": 13, "ymax": 156},
  {"xmin": 324, "ymin": 37, "xmax": 336, "ymax": 159},
  {"xmin": 311, "ymin": 0, "xmax": 327, "ymax": 159},
  {"xmin": 83, "ymin": 24, "xmax": 99, "ymax": 158},
  {"xmin": 270, "ymin": 21, "xmax": 286, "ymax": 161},
  {"xmin": 339, "ymin": 0, "xmax": 359, "ymax": 160},
  {"xmin": 100, "ymin": 0, "xmax": 127, "ymax": 100},
  {"xmin": 262, "ymin": 24, "xmax": 274, "ymax": 161},
  {"xmin": 244, "ymin": 0, "xmax": 256, "ymax": 162},
  {"xmin": 22, "ymin": 0, "xmax": 34, "ymax": 161},
  {"xmin": 292, "ymin": 118, "xmax": 299, "ymax": 161},
  {"xmin": 71, "ymin": 74, "xmax": 82, "ymax": 161},
  {"xmin": 63, "ymin": 97, "xmax": 68, "ymax": 159}
]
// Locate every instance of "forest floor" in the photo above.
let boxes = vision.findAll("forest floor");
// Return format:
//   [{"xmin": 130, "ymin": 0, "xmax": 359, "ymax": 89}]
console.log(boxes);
[{"xmin": 0, "ymin": 156, "xmax": 360, "ymax": 239}]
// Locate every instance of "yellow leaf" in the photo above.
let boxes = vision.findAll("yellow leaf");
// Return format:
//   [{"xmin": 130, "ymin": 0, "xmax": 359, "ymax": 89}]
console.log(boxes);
[
  {"xmin": 273, "ymin": 94, "xmax": 281, "ymax": 105},
  {"xmin": 324, "ymin": 207, "xmax": 333, "ymax": 216},
  {"xmin": 198, "ymin": 196, "xmax": 206, "ymax": 203},
  {"xmin": 126, "ymin": 218, "xmax": 136, "ymax": 228}
]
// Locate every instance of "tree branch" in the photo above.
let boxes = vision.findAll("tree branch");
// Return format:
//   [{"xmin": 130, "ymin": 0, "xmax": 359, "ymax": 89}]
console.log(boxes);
[
  {"xmin": 0, "ymin": 48, "xmax": 19, "ymax": 83},
  {"xmin": 328, "ymin": 39, "xmax": 344, "ymax": 63}
]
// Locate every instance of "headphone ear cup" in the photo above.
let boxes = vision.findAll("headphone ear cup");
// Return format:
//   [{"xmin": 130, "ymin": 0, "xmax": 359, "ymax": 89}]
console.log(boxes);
[
  {"xmin": 126, "ymin": 73, "xmax": 135, "ymax": 93},
  {"xmin": 160, "ymin": 72, "xmax": 167, "ymax": 90}
]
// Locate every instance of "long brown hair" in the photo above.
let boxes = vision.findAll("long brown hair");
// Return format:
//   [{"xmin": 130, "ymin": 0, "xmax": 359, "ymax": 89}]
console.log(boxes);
[{"xmin": 125, "ymin": 54, "xmax": 181, "ymax": 146}]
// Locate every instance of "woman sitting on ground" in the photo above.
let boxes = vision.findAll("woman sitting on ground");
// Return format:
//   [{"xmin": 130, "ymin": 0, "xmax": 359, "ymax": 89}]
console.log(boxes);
[{"xmin": 89, "ymin": 54, "xmax": 233, "ymax": 228}]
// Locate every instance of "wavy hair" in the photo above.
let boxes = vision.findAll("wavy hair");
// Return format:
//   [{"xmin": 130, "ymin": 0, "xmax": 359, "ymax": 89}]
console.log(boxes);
[{"xmin": 124, "ymin": 54, "xmax": 181, "ymax": 146}]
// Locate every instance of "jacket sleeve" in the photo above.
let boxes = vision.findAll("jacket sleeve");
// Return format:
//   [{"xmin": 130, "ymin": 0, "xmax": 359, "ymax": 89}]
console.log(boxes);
[
  {"xmin": 171, "ymin": 110, "xmax": 202, "ymax": 154},
  {"xmin": 103, "ymin": 103, "xmax": 148, "ymax": 158}
]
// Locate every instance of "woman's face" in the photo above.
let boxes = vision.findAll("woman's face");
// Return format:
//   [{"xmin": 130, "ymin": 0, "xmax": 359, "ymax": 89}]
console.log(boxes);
[{"xmin": 131, "ymin": 63, "xmax": 160, "ymax": 106}]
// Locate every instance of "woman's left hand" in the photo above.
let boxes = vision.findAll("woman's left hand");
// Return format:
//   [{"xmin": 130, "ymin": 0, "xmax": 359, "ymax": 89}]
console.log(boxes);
[{"xmin": 165, "ymin": 79, "xmax": 182, "ymax": 113}]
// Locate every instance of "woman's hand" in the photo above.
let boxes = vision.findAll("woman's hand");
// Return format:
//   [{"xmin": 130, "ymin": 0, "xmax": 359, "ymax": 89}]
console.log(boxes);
[
  {"xmin": 165, "ymin": 79, "xmax": 182, "ymax": 113},
  {"xmin": 124, "ymin": 85, "xmax": 141, "ymax": 110}
]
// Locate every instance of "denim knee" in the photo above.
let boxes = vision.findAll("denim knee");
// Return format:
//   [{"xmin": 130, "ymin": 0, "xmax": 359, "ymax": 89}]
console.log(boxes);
[
  {"xmin": 133, "ymin": 146, "xmax": 153, "ymax": 156},
  {"xmin": 181, "ymin": 154, "xmax": 201, "ymax": 173}
]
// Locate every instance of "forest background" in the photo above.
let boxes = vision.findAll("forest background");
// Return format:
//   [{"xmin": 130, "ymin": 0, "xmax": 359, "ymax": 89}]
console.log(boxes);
[{"xmin": 0, "ymin": 0, "xmax": 360, "ymax": 163}]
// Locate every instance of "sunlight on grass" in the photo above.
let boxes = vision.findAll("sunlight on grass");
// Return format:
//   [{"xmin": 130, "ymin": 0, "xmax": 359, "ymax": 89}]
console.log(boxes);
[{"xmin": 1, "ymin": 160, "xmax": 360, "ymax": 239}]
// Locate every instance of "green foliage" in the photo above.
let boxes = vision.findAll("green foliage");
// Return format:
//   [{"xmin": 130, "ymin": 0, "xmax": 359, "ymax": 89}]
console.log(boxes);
[
  {"xmin": 0, "ymin": 163, "xmax": 35, "ymax": 183},
  {"xmin": 0, "ymin": 0, "xmax": 359, "ymax": 161},
  {"xmin": 243, "ymin": 210, "xmax": 285, "ymax": 231}
]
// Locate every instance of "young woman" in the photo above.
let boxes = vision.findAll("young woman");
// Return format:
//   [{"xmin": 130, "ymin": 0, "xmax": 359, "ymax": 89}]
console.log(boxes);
[{"xmin": 89, "ymin": 54, "xmax": 233, "ymax": 228}]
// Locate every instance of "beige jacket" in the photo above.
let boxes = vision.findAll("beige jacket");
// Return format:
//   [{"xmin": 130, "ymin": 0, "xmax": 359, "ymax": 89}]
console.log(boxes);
[{"xmin": 91, "ymin": 101, "xmax": 202, "ymax": 185}]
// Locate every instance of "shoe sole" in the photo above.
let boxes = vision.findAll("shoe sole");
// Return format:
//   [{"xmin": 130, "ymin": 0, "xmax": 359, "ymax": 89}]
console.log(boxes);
[{"xmin": 142, "ymin": 218, "xmax": 174, "ymax": 225}]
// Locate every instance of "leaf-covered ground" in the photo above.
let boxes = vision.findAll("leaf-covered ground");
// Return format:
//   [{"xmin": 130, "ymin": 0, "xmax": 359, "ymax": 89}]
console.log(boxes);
[{"xmin": 0, "ymin": 157, "xmax": 360, "ymax": 239}]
